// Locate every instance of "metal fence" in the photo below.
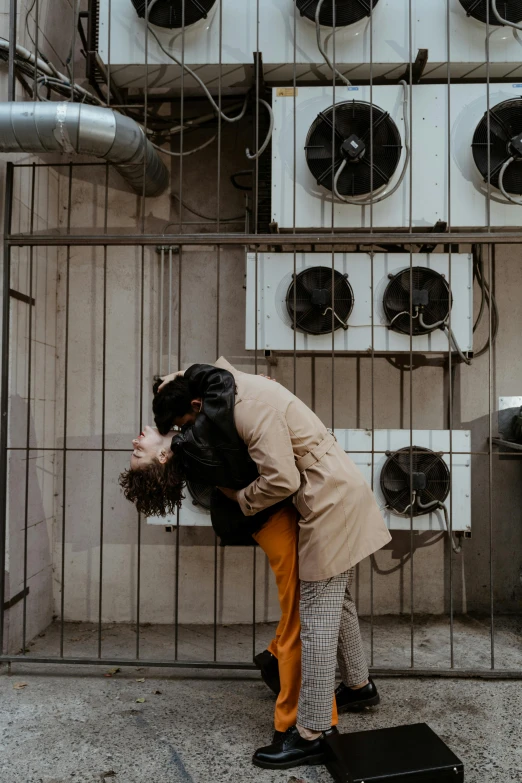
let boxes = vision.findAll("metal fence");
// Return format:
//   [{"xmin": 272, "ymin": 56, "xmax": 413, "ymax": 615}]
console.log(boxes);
[{"xmin": 1, "ymin": 0, "xmax": 521, "ymax": 678}]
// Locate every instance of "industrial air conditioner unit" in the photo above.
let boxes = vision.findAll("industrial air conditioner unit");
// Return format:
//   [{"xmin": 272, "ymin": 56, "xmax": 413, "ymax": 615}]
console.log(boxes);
[
  {"xmin": 95, "ymin": 1, "xmax": 522, "ymax": 94},
  {"xmin": 245, "ymin": 252, "xmax": 473, "ymax": 353},
  {"xmin": 148, "ymin": 429, "xmax": 471, "ymax": 535},
  {"xmin": 335, "ymin": 429, "xmax": 471, "ymax": 533},
  {"xmin": 146, "ymin": 479, "xmax": 211, "ymax": 526},
  {"xmin": 270, "ymin": 83, "xmax": 522, "ymax": 229},
  {"xmin": 96, "ymin": 0, "xmax": 412, "ymax": 93}
]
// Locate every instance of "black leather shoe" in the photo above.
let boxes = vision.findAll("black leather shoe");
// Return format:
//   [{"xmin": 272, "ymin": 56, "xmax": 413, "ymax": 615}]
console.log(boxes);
[
  {"xmin": 335, "ymin": 678, "xmax": 380, "ymax": 712},
  {"xmin": 253, "ymin": 726, "xmax": 338, "ymax": 770},
  {"xmin": 254, "ymin": 650, "xmax": 281, "ymax": 696},
  {"xmin": 272, "ymin": 730, "xmax": 285, "ymax": 743}
]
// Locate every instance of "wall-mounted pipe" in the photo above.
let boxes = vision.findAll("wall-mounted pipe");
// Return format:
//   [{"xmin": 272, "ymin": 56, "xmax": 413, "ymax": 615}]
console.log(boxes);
[{"xmin": 0, "ymin": 102, "xmax": 169, "ymax": 197}]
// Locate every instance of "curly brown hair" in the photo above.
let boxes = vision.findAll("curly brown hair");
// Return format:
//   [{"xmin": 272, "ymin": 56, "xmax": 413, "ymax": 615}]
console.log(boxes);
[{"xmin": 119, "ymin": 447, "xmax": 186, "ymax": 517}]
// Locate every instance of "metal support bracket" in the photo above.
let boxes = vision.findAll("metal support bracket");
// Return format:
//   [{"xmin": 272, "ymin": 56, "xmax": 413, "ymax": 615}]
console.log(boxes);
[{"xmin": 399, "ymin": 49, "xmax": 428, "ymax": 84}]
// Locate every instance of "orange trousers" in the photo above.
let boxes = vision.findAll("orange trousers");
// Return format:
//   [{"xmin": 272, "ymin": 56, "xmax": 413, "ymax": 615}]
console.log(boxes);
[{"xmin": 253, "ymin": 505, "xmax": 338, "ymax": 732}]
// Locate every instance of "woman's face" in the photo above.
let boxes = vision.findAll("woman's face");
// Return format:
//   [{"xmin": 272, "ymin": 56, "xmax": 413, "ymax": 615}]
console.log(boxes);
[{"xmin": 130, "ymin": 425, "xmax": 171, "ymax": 470}]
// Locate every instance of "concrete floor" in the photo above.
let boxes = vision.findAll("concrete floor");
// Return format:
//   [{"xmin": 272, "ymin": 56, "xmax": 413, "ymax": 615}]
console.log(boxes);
[{"xmin": 1, "ymin": 618, "xmax": 522, "ymax": 783}]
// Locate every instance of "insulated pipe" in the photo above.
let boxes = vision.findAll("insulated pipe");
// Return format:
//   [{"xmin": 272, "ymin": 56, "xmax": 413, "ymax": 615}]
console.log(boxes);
[{"xmin": 0, "ymin": 102, "xmax": 169, "ymax": 197}]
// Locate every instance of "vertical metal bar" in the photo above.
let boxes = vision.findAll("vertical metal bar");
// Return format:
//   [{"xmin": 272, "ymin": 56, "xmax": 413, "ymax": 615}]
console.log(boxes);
[
  {"xmin": 70, "ymin": 0, "xmax": 77, "ymax": 101},
  {"xmin": 22, "ymin": 164, "xmax": 36, "ymax": 653},
  {"xmin": 174, "ymin": 247, "xmax": 182, "ymax": 660},
  {"xmin": 60, "ymin": 164, "xmax": 73, "ymax": 658},
  {"xmin": 408, "ymin": 0, "xmax": 414, "ymax": 670},
  {"xmin": 446, "ymin": 0, "xmax": 454, "ymax": 669},
  {"xmin": 252, "ymin": 0, "xmax": 260, "ymax": 659},
  {"xmin": 168, "ymin": 247, "xmax": 173, "ymax": 374},
  {"xmin": 488, "ymin": 244, "xmax": 495, "ymax": 669},
  {"xmin": 292, "ymin": 0, "xmax": 297, "ymax": 396},
  {"xmin": 107, "ymin": 0, "xmax": 112, "ymax": 106},
  {"xmin": 159, "ymin": 247, "xmax": 164, "ymax": 373},
  {"xmin": 8, "ymin": 0, "xmax": 17, "ymax": 102},
  {"xmin": 485, "ymin": 0, "xmax": 494, "ymax": 673},
  {"xmin": 369, "ymin": 0, "xmax": 375, "ymax": 669},
  {"xmin": 98, "ymin": 165, "xmax": 109, "ymax": 658},
  {"xmin": 33, "ymin": 0, "xmax": 40, "ymax": 100},
  {"xmin": 136, "ymin": 245, "xmax": 145, "ymax": 660},
  {"xmin": 216, "ymin": 0, "xmax": 222, "ymax": 232},
  {"xmin": 179, "ymin": 0, "xmax": 186, "ymax": 230},
  {"xmin": 98, "ymin": 243, "xmax": 107, "ymax": 658},
  {"xmin": 0, "ymin": 163, "xmax": 14, "ymax": 655},
  {"xmin": 213, "ymin": 247, "xmax": 220, "ymax": 661},
  {"xmin": 141, "ymin": 0, "xmax": 150, "ymax": 232}
]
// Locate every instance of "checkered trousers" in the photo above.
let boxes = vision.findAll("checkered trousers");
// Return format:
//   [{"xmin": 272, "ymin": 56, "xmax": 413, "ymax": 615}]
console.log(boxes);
[{"xmin": 297, "ymin": 568, "xmax": 369, "ymax": 732}]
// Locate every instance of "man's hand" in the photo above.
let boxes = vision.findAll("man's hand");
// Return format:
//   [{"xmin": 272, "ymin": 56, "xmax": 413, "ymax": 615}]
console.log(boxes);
[
  {"xmin": 259, "ymin": 374, "xmax": 277, "ymax": 381},
  {"xmin": 157, "ymin": 370, "xmax": 184, "ymax": 393},
  {"xmin": 217, "ymin": 486, "xmax": 239, "ymax": 502}
]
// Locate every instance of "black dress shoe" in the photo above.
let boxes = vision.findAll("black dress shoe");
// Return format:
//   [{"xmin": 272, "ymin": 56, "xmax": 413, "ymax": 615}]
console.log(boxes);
[
  {"xmin": 335, "ymin": 678, "xmax": 380, "ymax": 712},
  {"xmin": 272, "ymin": 730, "xmax": 285, "ymax": 743},
  {"xmin": 253, "ymin": 726, "xmax": 338, "ymax": 770},
  {"xmin": 254, "ymin": 650, "xmax": 281, "ymax": 696}
]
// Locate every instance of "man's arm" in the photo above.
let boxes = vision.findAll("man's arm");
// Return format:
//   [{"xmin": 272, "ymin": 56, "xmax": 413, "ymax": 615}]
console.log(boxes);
[{"xmin": 234, "ymin": 399, "xmax": 300, "ymax": 516}]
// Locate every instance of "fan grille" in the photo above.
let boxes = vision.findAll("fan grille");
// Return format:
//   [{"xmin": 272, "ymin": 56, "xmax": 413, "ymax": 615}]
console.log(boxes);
[
  {"xmin": 305, "ymin": 101, "xmax": 402, "ymax": 197},
  {"xmin": 383, "ymin": 267, "xmax": 452, "ymax": 336},
  {"xmin": 459, "ymin": 0, "xmax": 522, "ymax": 25},
  {"xmin": 286, "ymin": 266, "xmax": 354, "ymax": 335},
  {"xmin": 130, "ymin": 0, "xmax": 217, "ymax": 28},
  {"xmin": 472, "ymin": 98, "xmax": 522, "ymax": 195},
  {"xmin": 296, "ymin": 0, "xmax": 379, "ymax": 26},
  {"xmin": 380, "ymin": 447, "xmax": 450, "ymax": 517},
  {"xmin": 186, "ymin": 479, "xmax": 212, "ymax": 510}
]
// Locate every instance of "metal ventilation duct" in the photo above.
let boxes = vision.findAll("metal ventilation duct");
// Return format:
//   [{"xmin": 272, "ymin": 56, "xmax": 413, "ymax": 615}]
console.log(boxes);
[{"xmin": 0, "ymin": 102, "xmax": 169, "ymax": 197}]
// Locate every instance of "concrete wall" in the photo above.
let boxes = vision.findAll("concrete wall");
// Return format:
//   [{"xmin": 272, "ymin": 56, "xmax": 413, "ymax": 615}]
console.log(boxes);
[{"xmin": 0, "ymin": 0, "xmax": 73, "ymax": 653}]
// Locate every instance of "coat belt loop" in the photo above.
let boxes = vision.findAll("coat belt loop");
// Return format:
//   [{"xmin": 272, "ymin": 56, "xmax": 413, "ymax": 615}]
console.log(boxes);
[{"xmin": 295, "ymin": 432, "xmax": 336, "ymax": 473}]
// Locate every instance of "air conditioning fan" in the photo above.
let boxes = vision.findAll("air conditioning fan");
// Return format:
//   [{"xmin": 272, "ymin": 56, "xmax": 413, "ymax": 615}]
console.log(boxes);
[
  {"xmin": 296, "ymin": 0, "xmax": 380, "ymax": 27},
  {"xmin": 272, "ymin": 83, "xmax": 522, "ymax": 229},
  {"xmin": 458, "ymin": 0, "xmax": 522, "ymax": 25},
  {"xmin": 146, "ymin": 479, "xmax": 212, "ymax": 526},
  {"xmin": 304, "ymin": 99, "xmax": 403, "ymax": 199},
  {"xmin": 334, "ymin": 429, "xmax": 471, "ymax": 533},
  {"xmin": 245, "ymin": 252, "xmax": 473, "ymax": 353},
  {"xmin": 130, "ymin": 0, "xmax": 217, "ymax": 28}
]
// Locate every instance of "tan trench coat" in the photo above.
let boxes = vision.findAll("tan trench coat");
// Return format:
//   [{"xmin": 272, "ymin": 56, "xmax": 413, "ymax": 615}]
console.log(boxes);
[{"xmin": 214, "ymin": 357, "xmax": 391, "ymax": 581}]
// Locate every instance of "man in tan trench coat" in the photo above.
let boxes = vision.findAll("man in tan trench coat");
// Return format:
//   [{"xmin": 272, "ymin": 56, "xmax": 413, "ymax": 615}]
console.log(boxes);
[{"xmin": 161, "ymin": 357, "xmax": 391, "ymax": 770}]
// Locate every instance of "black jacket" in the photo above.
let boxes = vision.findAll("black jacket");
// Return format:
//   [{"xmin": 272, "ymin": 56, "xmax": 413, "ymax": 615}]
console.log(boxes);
[{"xmin": 171, "ymin": 364, "xmax": 285, "ymax": 546}]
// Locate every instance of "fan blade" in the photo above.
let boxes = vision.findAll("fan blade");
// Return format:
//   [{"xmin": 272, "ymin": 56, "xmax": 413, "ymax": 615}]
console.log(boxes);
[
  {"xmin": 316, "ymin": 158, "xmax": 343, "ymax": 188},
  {"xmin": 360, "ymin": 156, "xmax": 393, "ymax": 188},
  {"xmin": 317, "ymin": 111, "xmax": 345, "ymax": 144},
  {"xmin": 489, "ymin": 108, "xmax": 515, "ymax": 142},
  {"xmin": 294, "ymin": 303, "xmax": 317, "ymax": 325},
  {"xmin": 360, "ymin": 110, "xmax": 391, "ymax": 143},
  {"xmin": 188, "ymin": 0, "xmax": 208, "ymax": 15},
  {"xmin": 304, "ymin": 144, "xmax": 329, "ymax": 160}
]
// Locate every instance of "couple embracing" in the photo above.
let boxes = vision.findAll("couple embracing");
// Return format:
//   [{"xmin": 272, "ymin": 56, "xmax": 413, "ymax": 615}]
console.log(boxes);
[{"xmin": 119, "ymin": 357, "xmax": 391, "ymax": 770}]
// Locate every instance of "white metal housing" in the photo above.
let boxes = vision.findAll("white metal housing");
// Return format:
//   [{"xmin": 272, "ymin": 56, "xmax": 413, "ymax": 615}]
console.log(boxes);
[
  {"xmin": 272, "ymin": 83, "xmax": 522, "ymax": 229},
  {"xmin": 97, "ymin": 0, "xmax": 522, "ymax": 92},
  {"xmin": 245, "ymin": 252, "xmax": 473, "ymax": 353},
  {"xmin": 149, "ymin": 428, "xmax": 471, "ymax": 533},
  {"xmin": 147, "ymin": 492, "xmax": 210, "ymax": 526},
  {"xmin": 334, "ymin": 429, "xmax": 472, "ymax": 532}
]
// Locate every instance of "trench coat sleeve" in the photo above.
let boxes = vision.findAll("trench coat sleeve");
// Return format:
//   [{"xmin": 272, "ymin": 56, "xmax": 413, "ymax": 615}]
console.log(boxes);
[{"xmin": 234, "ymin": 399, "xmax": 301, "ymax": 516}]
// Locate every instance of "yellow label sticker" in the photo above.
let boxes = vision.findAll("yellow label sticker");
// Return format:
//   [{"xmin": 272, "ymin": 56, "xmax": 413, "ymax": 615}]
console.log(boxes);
[{"xmin": 276, "ymin": 87, "xmax": 298, "ymax": 97}]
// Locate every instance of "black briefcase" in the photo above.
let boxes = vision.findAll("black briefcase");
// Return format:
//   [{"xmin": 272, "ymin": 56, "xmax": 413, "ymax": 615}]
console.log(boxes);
[{"xmin": 323, "ymin": 723, "xmax": 464, "ymax": 783}]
